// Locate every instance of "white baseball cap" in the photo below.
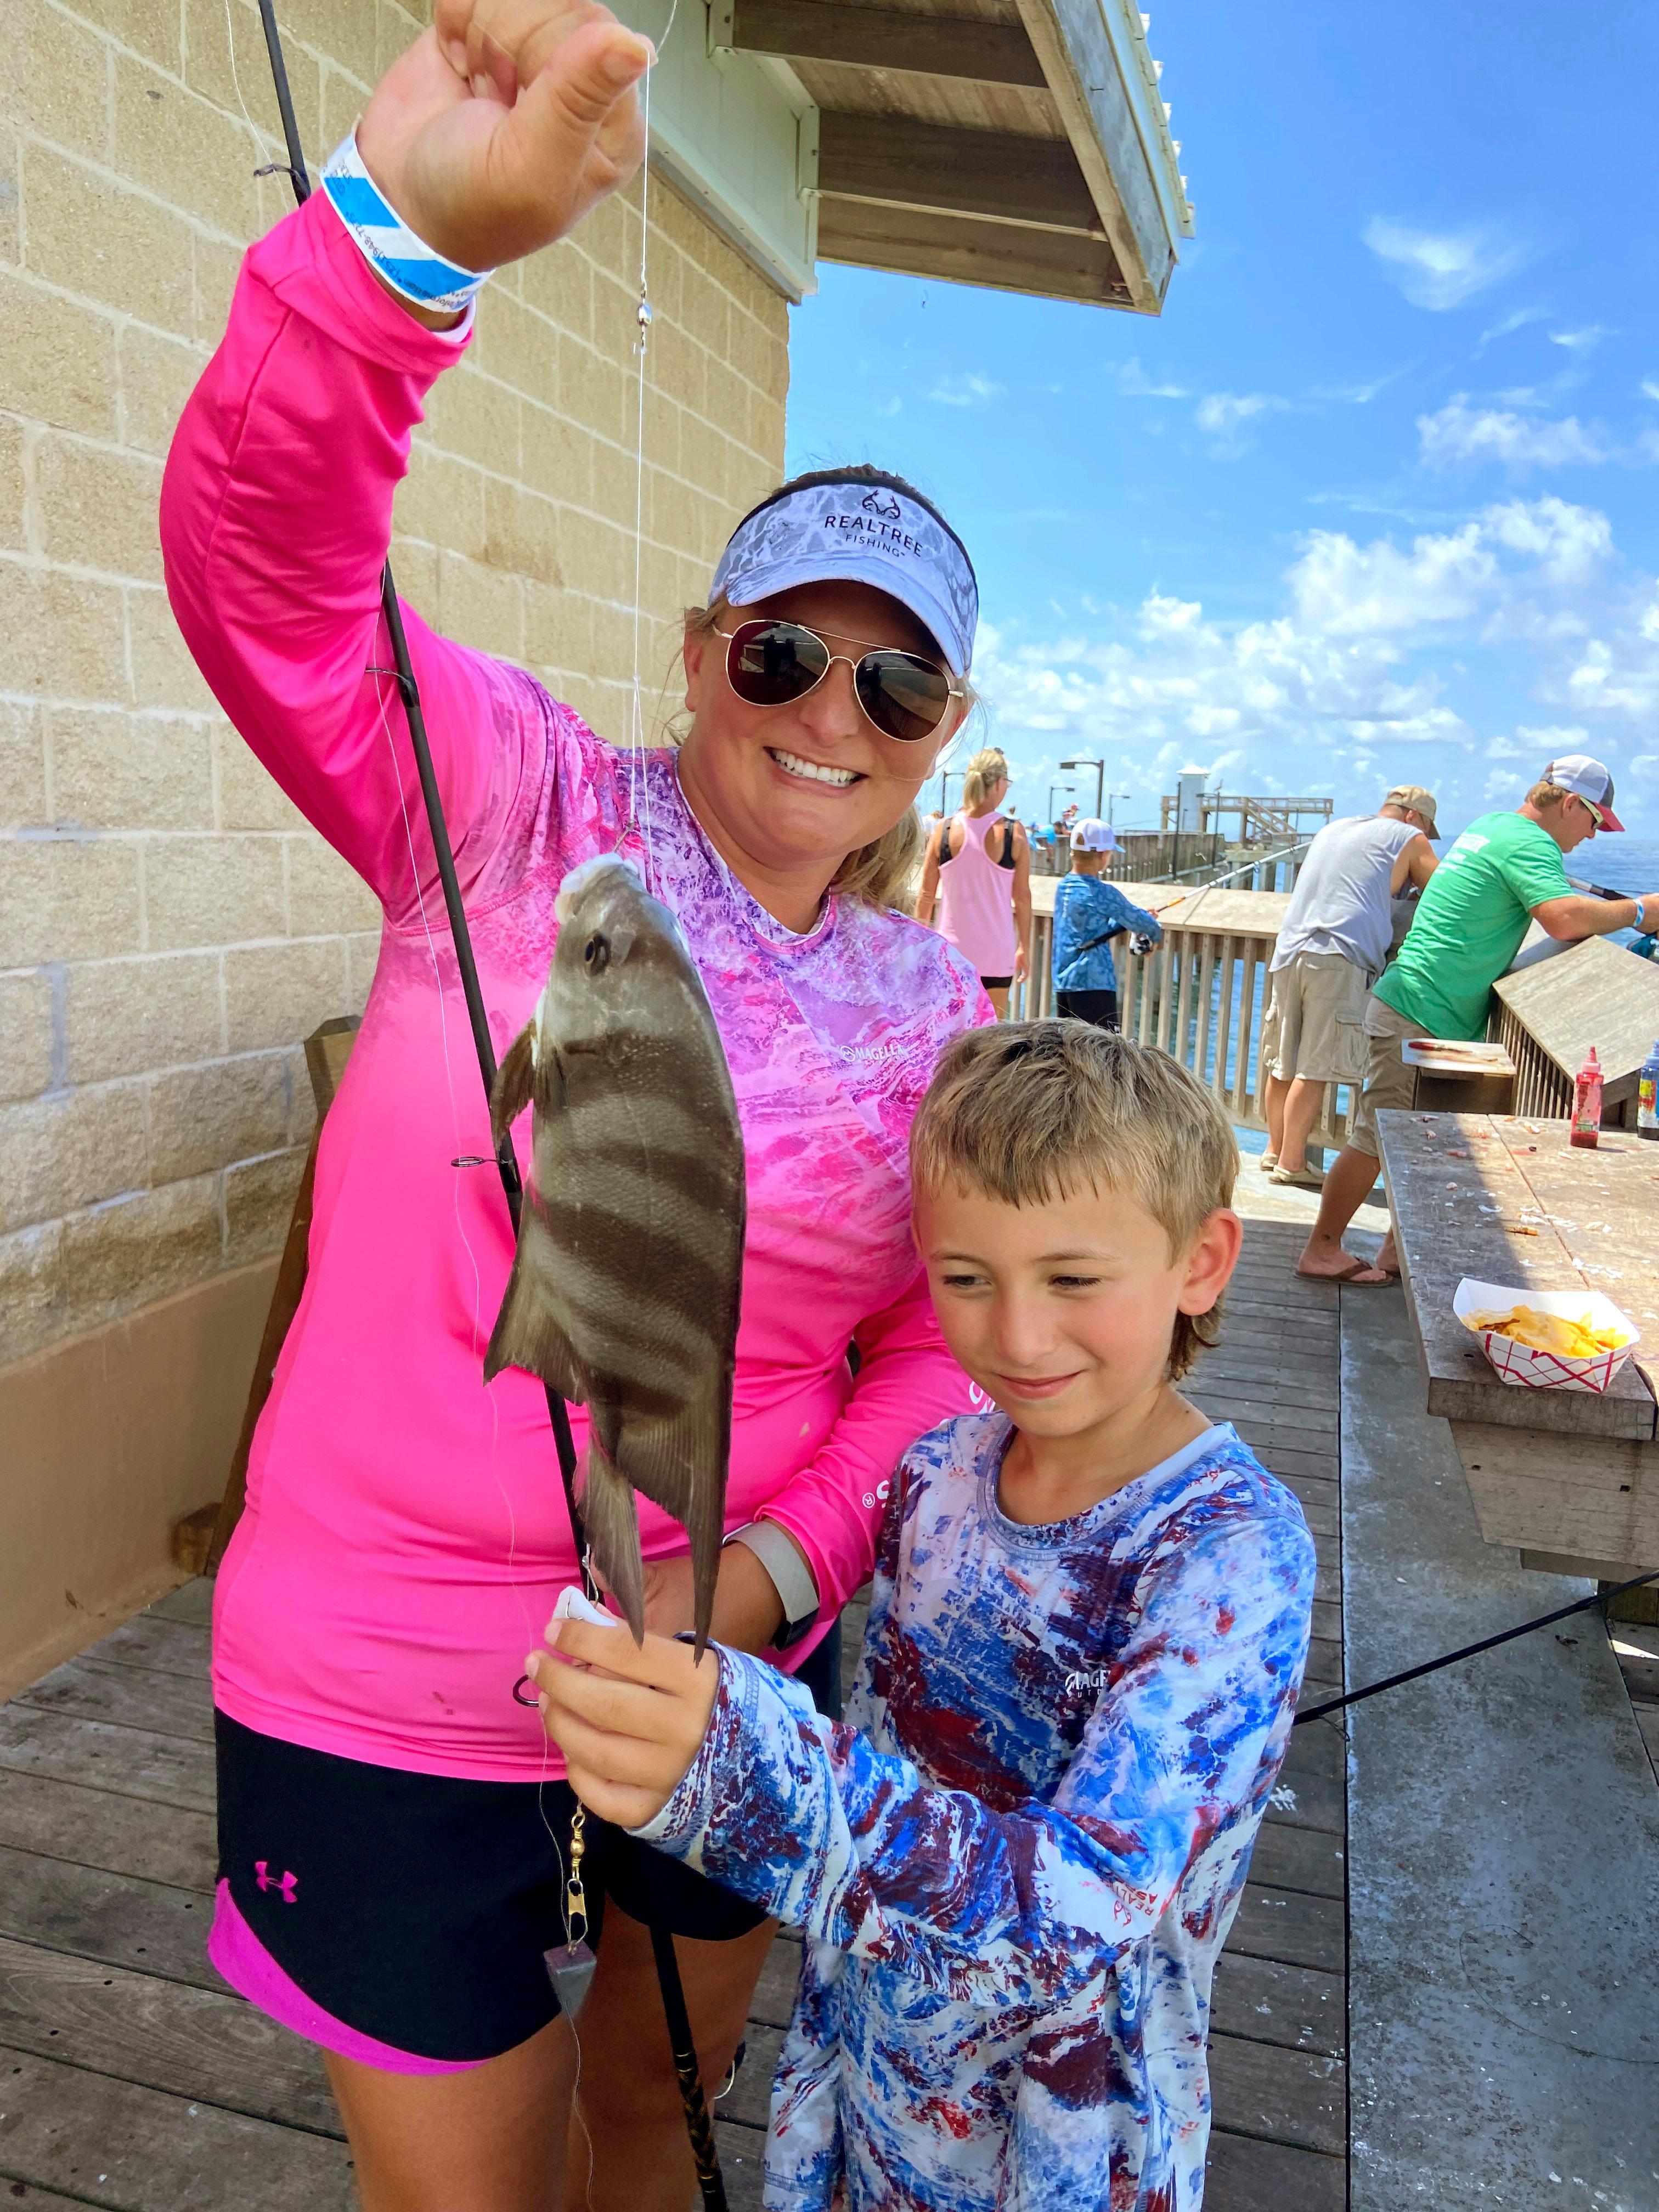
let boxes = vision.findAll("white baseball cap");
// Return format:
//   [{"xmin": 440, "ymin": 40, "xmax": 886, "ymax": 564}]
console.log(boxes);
[
  {"xmin": 1543, "ymin": 754, "xmax": 1624, "ymax": 831},
  {"xmin": 709, "ymin": 476, "xmax": 979, "ymax": 676},
  {"xmin": 1070, "ymin": 818, "xmax": 1118, "ymax": 853}
]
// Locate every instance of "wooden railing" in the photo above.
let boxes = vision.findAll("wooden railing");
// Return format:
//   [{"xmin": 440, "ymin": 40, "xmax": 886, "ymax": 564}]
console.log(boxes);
[{"xmin": 1012, "ymin": 880, "xmax": 1356, "ymax": 1147}]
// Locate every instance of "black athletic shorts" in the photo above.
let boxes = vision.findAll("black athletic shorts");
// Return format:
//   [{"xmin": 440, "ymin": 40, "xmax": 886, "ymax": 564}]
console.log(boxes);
[
  {"xmin": 1056, "ymin": 988, "xmax": 1119, "ymax": 1031},
  {"xmin": 979, "ymin": 973, "xmax": 1013, "ymax": 991},
  {"xmin": 212, "ymin": 1622, "xmax": 841, "ymax": 2067}
]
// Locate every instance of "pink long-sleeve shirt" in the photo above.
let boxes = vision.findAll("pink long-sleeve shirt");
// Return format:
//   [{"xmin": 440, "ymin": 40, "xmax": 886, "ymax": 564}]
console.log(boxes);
[{"xmin": 161, "ymin": 193, "xmax": 986, "ymax": 1781}]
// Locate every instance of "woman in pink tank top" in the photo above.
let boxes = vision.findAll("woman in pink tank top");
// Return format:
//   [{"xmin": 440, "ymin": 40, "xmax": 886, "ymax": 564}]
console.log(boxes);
[{"xmin": 918, "ymin": 747, "xmax": 1033, "ymax": 1015}]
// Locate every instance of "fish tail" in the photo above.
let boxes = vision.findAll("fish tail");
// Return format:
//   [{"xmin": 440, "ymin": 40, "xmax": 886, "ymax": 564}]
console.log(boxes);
[
  {"xmin": 686, "ymin": 1464, "xmax": 724, "ymax": 1662},
  {"xmin": 582, "ymin": 1443, "xmax": 645, "ymax": 1645}
]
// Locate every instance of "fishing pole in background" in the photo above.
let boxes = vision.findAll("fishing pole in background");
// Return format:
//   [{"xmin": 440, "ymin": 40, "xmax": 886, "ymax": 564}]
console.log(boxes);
[
  {"xmin": 1567, "ymin": 872, "xmax": 1659, "ymax": 958},
  {"xmin": 246, "ymin": 11, "xmax": 730, "ymax": 2202}
]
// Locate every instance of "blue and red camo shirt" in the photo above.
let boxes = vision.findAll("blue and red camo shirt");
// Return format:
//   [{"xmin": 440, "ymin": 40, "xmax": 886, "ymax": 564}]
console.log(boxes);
[{"xmin": 635, "ymin": 1411, "xmax": 1316, "ymax": 2210}]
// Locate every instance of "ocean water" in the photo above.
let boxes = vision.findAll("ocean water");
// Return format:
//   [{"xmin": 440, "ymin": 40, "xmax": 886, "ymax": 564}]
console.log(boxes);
[{"xmin": 1570, "ymin": 836, "xmax": 1659, "ymax": 948}]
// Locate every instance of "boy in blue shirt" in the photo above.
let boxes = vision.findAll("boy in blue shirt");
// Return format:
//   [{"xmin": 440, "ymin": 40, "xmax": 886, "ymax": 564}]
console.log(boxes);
[
  {"xmin": 532, "ymin": 1023, "xmax": 1314, "ymax": 2211},
  {"xmin": 1052, "ymin": 819, "xmax": 1166, "ymax": 1029}
]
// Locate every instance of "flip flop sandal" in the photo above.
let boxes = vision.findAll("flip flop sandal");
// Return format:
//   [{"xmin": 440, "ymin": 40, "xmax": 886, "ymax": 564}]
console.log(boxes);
[{"xmin": 1297, "ymin": 1256, "xmax": 1396, "ymax": 1285}]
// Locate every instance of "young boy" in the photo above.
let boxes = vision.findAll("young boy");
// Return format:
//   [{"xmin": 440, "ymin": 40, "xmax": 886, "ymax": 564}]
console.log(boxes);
[
  {"xmin": 533, "ymin": 1024, "xmax": 1316, "ymax": 2211},
  {"xmin": 1051, "ymin": 819, "xmax": 1166, "ymax": 1030}
]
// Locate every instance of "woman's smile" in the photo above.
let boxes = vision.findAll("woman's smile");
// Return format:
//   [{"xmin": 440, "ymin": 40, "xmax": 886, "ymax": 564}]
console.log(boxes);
[{"xmin": 765, "ymin": 746, "xmax": 863, "ymax": 789}]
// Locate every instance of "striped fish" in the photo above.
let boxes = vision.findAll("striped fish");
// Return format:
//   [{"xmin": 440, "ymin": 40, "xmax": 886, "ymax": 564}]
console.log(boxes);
[{"xmin": 484, "ymin": 855, "xmax": 746, "ymax": 1655}]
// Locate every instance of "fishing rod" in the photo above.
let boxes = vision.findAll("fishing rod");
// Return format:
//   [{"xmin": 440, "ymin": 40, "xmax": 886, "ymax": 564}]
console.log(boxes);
[{"xmin": 247, "ymin": 16, "xmax": 728, "ymax": 2202}]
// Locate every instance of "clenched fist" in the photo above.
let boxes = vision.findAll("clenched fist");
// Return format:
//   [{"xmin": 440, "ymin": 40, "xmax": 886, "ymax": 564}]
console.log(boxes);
[{"xmin": 355, "ymin": 0, "xmax": 653, "ymax": 318}]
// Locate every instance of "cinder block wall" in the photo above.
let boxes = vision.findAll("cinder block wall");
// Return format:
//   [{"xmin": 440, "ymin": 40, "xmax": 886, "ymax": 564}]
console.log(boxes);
[{"xmin": 0, "ymin": 0, "xmax": 789, "ymax": 1689}]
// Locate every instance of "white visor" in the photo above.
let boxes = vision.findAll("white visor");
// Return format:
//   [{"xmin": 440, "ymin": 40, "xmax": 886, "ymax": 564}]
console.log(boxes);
[{"xmin": 709, "ymin": 481, "xmax": 978, "ymax": 676}]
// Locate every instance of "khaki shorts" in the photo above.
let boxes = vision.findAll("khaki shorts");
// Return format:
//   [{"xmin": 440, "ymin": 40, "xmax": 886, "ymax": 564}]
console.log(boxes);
[
  {"xmin": 1348, "ymin": 993, "xmax": 1435, "ymax": 1158},
  {"xmin": 1262, "ymin": 952, "xmax": 1372, "ymax": 1085}
]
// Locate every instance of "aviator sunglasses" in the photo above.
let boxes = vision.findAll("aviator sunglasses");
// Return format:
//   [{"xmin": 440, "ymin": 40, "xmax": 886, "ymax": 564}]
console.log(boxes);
[{"xmin": 716, "ymin": 617, "xmax": 963, "ymax": 743}]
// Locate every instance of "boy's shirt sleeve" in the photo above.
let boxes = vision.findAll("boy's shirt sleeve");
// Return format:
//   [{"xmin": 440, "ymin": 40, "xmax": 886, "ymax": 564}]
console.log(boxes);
[
  {"xmin": 1497, "ymin": 823, "xmax": 1572, "ymax": 913},
  {"xmin": 635, "ymin": 1510, "xmax": 1314, "ymax": 2013}
]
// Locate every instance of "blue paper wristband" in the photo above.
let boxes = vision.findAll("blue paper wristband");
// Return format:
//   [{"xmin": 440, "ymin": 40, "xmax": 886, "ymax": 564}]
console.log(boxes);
[{"xmin": 321, "ymin": 131, "xmax": 494, "ymax": 313}]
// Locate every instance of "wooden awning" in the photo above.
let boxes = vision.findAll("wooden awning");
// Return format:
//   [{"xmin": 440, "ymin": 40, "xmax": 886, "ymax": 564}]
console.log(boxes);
[{"xmin": 710, "ymin": 0, "xmax": 1193, "ymax": 310}]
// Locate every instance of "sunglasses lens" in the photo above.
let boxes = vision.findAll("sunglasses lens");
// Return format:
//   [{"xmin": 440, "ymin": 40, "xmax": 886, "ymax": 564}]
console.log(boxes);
[
  {"xmin": 856, "ymin": 651, "xmax": 952, "ymax": 743},
  {"xmin": 726, "ymin": 620, "xmax": 829, "ymax": 707}
]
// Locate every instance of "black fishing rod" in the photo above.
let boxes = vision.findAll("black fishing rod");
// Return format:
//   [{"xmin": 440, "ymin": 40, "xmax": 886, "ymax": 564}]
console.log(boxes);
[
  {"xmin": 1295, "ymin": 1564, "xmax": 1659, "ymax": 1725},
  {"xmin": 248, "ymin": 15, "xmax": 727, "ymax": 2203}
]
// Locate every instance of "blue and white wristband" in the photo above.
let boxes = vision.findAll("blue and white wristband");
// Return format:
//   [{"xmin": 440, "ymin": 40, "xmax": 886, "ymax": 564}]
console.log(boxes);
[{"xmin": 321, "ymin": 131, "xmax": 494, "ymax": 314}]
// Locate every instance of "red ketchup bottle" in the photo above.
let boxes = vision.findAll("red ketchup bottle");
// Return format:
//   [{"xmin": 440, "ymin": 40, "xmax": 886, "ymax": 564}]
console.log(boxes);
[{"xmin": 1570, "ymin": 1046, "xmax": 1603, "ymax": 1149}]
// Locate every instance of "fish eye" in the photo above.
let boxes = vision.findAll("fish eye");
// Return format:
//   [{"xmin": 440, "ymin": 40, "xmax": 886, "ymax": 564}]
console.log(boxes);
[{"xmin": 583, "ymin": 933, "xmax": 610, "ymax": 973}]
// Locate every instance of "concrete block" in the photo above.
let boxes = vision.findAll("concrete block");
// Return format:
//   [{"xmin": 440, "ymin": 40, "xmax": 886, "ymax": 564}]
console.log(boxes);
[
  {"xmin": 0, "ymin": 0, "xmax": 111, "ymax": 166},
  {"xmin": 116, "ymin": 325, "xmax": 208, "ymax": 460},
  {"xmin": 190, "ymin": 229, "xmax": 247, "ymax": 350},
  {"xmin": 282, "ymin": 0, "xmax": 378, "ymax": 87},
  {"xmin": 127, "ymin": 584, "xmax": 215, "ymax": 710},
  {"xmin": 182, "ymin": 0, "xmax": 319, "ymax": 143},
  {"xmin": 285, "ymin": 834, "xmax": 381, "ymax": 937},
  {"xmin": 64, "ymin": 951, "xmax": 224, "ymax": 1083},
  {"xmin": 342, "ymin": 929, "xmax": 381, "ymax": 1015},
  {"xmin": 148, "ymin": 1053, "xmax": 290, "ymax": 1183},
  {"xmin": 2, "ymin": 836, "xmax": 143, "ymax": 964},
  {"xmin": 0, "ymin": 138, "xmax": 16, "ymax": 267},
  {"xmin": 0, "ymin": 268, "xmax": 119, "ymax": 438},
  {"xmin": 375, "ymin": 0, "xmax": 426, "ymax": 77},
  {"xmin": 482, "ymin": 478, "xmax": 563, "ymax": 585},
  {"xmin": 520, "ymin": 239, "xmax": 592, "ymax": 344},
  {"xmin": 517, "ymin": 402, "xmax": 594, "ymax": 508},
  {"xmin": 0, "ymin": 1218, "xmax": 65, "ymax": 1362},
  {"xmin": 2, "ymin": 701, "xmax": 49, "ymax": 830},
  {"xmin": 34, "ymin": 433, "xmax": 165, "ymax": 583},
  {"xmin": 223, "ymin": 935, "xmax": 349, "ymax": 1054},
  {"xmin": 436, "ymin": 551, "xmax": 524, "ymax": 662},
  {"xmin": 223, "ymin": 1144, "xmax": 305, "ymax": 1264},
  {"xmin": 0, "ymin": 1080, "xmax": 150, "ymax": 1233},
  {"xmin": 0, "ymin": 563, "xmax": 129, "ymax": 703},
  {"xmin": 0, "ymin": 972, "xmax": 58, "ymax": 1104},
  {"xmin": 58, "ymin": 1171, "xmax": 224, "ymax": 1337},
  {"xmin": 111, "ymin": 53, "xmax": 259, "ymax": 237},
  {"xmin": 524, "ymin": 580, "xmax": 594, "ymax": 684},
  {"xmin": 475, "ymin": 292, "xmax": 560, "ymax": 413},
  {"xmin": 50, "ymin": 708, "xmax": 216, "ymax": 832},
  {"xmin": 212, "ymin": 725, "xmax": 308, "ymax": 832},
  {"xmin": 394, "ymin": 446, "xmax": 488, "ymax": 562},
  {"xmin": 419, "ymin": 363, "xmax": 521, "ymax": 477},
  {"xmin": 144, "ymin": 830, "xmax": 287, "ymax": 950},
  {"xmin": 21, "ymin": 143, "xmax": 196, "ymax": 335}
]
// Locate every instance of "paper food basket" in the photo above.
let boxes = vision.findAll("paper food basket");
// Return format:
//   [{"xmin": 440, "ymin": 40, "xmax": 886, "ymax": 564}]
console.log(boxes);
[{"xmin": 1453, "ymin": 1278, "xmax": 1640, "ymax": 1395}]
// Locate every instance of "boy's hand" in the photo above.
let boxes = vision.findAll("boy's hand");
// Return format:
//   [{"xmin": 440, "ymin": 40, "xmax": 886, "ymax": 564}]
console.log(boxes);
[
  {"xmin": 356, "ymin": 1, "xmax": 652, "ymax": 283},
  {"xmin": 527, "ymin": 1617, "xmax": 719, "ymax": 1829}
]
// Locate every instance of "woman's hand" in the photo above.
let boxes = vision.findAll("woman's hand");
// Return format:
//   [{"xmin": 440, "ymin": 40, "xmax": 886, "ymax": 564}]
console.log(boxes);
[
  {"xmin": 1013, "ymin": 942, "xmax": 1029, "ymax": 984},
  {"xmin": 627, "ymin": 1543, "xmax": 788, "ymax": 1653},
  {"xmin": 356, "ymin": 0, "xmax": 652, "ymax": 286},
  {"xmin": 528, "ymin": 1616, "xmax": 720, "ymax": 1828}
]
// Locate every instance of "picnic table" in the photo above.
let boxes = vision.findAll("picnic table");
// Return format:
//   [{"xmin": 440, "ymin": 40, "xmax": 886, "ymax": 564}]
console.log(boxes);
[{"xmin": 1375, "ymin": 1109, "xmax": 1659, "ymax": 1581}]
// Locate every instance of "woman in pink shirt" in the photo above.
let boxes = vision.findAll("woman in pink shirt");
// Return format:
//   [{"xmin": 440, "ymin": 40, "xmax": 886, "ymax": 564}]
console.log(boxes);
[
  {"xmin": 159, "ymin": 9, "xmax": 987, "ymax": 2205},
  {"xmin": 917, "ymin": 745, "xmax": 1032, "ymax": 1014}
]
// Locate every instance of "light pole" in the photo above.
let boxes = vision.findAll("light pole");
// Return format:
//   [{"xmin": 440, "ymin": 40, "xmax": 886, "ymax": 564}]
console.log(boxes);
[
  {"xmin": 1060, "ymin": 757, "xmax": 1104, "ymax": 818},
  {"xmin": 1105, "ymin": 789, "xmax": 1131, "ymax": 826},
  {"xmin": 938, "ymin": 769, "xmax": 963, "ymax": 815},
  {"xmin": 1047, "ymin": 783, "xmax": 1075, "ymax": 822}
]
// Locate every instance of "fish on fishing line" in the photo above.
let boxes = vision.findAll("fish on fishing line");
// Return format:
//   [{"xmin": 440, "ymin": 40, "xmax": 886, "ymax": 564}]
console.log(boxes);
[{"xmin": 484, "ymin": 855, "xmax": 746, "ymax": 1657}]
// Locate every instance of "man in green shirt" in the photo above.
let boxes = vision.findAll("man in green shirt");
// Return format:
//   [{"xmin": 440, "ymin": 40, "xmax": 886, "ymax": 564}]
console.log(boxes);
[{"xmin": 1297, "ymin": 755, "xmax": 1657, "ymax": 1283}]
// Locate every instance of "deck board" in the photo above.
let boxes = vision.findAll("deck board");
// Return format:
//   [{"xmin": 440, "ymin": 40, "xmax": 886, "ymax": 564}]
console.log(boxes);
[{"xmin": 0, "ymin": 1213, "xmax": 1350, "ymax": 2210}]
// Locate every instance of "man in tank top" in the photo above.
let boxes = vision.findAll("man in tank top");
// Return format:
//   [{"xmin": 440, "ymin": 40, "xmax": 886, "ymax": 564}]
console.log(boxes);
[{"xmin": 1260, "ymin": 787, "xmax": 1440, "ymax": 1188}]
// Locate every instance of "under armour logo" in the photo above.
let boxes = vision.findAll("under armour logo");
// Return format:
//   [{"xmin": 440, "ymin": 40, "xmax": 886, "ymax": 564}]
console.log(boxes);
[
  {"xmin": 861, "ymin": 489, "xmax": 901, "ymax": 521},
  {"xmin": 255, "ymin": 1860, "xmax": 298, "ymax": 1904}
]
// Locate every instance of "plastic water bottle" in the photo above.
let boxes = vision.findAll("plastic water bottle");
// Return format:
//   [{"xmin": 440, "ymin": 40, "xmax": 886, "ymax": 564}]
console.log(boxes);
[
  {"xmin": 1639, "ymin": 1040, "xmax": 1659, "ymax": 1141},
  {"xmin": 1571, "ymin": 1046, "xmax": 1603, "ymax": 1149}
]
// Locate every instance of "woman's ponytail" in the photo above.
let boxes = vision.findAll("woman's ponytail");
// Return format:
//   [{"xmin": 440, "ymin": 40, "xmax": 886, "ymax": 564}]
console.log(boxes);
[{"xmin": 961, "ymin": 747, "xmax": 1008, "ymax": 810}]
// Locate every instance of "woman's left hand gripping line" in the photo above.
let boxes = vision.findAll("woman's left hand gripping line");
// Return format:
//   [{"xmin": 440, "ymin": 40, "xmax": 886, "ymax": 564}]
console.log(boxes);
[{"xmin": 527, "ymin": 1617, "xmax": 720, "ymax": 1830}]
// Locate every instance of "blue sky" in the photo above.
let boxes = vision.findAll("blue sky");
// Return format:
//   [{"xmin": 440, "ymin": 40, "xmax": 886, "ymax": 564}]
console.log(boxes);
[{"xmin": 783, "ymin": 1, "xmax": 1659, "ymax": 841}]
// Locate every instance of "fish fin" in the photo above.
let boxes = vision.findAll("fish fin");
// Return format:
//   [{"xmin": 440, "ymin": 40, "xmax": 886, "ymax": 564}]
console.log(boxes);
[
  {"xmin": 482, "ymin": 1218, "xmax": 588, "ymax": 1402},
  {"xmin": 621, "ymin": 1398, "xmax": 731, "ymax": 1661},
  {"xmin": 489, "ymin": 1022, "xmax": 538, "ymax": 1153},
  {"xmin": 582, "ymin": 1442, "xmax": 645, "ymax": 1645}
]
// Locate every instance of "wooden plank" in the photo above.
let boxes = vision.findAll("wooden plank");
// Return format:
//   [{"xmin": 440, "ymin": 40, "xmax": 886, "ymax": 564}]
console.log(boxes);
[
  {"xmin": 712, "ymin": 2119, "xmax": 768, "ymax": 2211},
  {"xmin": 1378, "ymin": 1113, "xmax": 1656, "ymax": 1440},
  {"xmin": 1209, "ymin": 2034, "xmax": 1345, "ymax": 2157},
  {"xmin": 0, "ymin": 1938, "xmax": 338, "ymax": 2136},
  {"xmin": 0, "ymin": 2186, "xmax": 105, "ymax": 2208},
  {"xmin": 1247, "ymin": 1821, "xmax": 1344, "ymax": 1900},
  {"xmin": 0, "ymin": 1849, "xmax": 219, "ymax": 1992},
  {"xmin": 1228, "ymin": 1886, "xmax": 1344, "ymax": 1975},
  {"xmin": 14, "ymin": 1660, "xmax": 213, "ymax": 1748},
  {"xmin": 1211, "ymin": 1953, "xmax": 1345, "ymax": 2057},
  {"xmin": 718, "ymin": 2022, "xmax": 783, "ymax": 2131},
  {"xmin": 732, "ymin": 0, "xmax": 1047, "ymax": 84},
  {"xmin": 748, "ymin": 1936, "xmax": 802, "ymax": 2030},
  {"xmin": 816, "ymin": 196, "xmax": 1129, "ymax": 305},
  {"xmin": 1492, "ymin": 933, "xmax": 1659, "ymax": 1096},
  {"xmin": 0, "ymin": 2047, "xmax": 354, "ymax": 2210},
  {"xmin": 1206, "ymin": 2128, "xmax": 1344, "ymax": 2212},
  {"xmin": 0, "ymin": 1709, "xmax": 215, "ymax": 1815},
  {"xmin": 819, "ymin": 112, "xmax": 1098, "ymax": 231},
  {"xmin": 1451, "ymin": 1421, "xmax": 1659, "ymax": 1571},
  {"xmin": 1265, "ymin": 1742, "xmax": 1345, "ymax": 1837},
  {"xmin": 144, "ymin": 1581, "xmax": 214, "ymax": 1628},
  {"xmin": 0, "ymin": 1771, "xmax": 216, "ymax": 1893},
  {"xmin": 73, "ymin": 1615, "xmax": 210, "ymax": 1684}
]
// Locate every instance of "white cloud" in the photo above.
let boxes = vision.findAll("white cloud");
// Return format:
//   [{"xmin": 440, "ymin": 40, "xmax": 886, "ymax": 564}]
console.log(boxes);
[
  {"xmin": 1487, "ymin": 724, "xmax": 1588, "ymax": 762},
  {"xmin": 1363, "ymin": 218, "xmax": 1531, "ymax": 311},
  {"xmin": 1549, "ymin": 325, "xmax": 1611, "ymax": 354},
  {"xmin": 1115, "ymin": 356, "xmax": 1188, "ymax": 399},
  {"xmin": 1314, "ymin": 371, "xmax": 1406, "ymax": 405},
  {"xmin": 1290, "ymin": 523, "xmax": 1493, "ymax": 635},
  {"xmin": 1478, "ymin": 303, "xmax": 1552, "ymax": 351},
  {"xmin": 928, "ymin": 374, "xmax": 1002, "ymax": 408},
  {"xmin": 1196, "ymin": 391, "xmax": 1285, "ymax": 437},
  {"xmin": 1417, "ymin": 397, "xmax": 1606, "ymax": 470},
  {"xmin": 1642, "ymin": 377, "xmax": 1659, "ymax": 403}
]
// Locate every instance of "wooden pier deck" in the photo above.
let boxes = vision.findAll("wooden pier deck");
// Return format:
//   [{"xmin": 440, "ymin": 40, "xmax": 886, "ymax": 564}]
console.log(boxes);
[{"xmin": 0, "ymin": 1215, "xmax": 1346, "ymax": 2211}]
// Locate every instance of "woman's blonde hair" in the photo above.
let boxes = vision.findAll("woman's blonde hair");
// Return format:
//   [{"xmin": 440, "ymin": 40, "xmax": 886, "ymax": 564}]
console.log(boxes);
[
  {"xmin": 961, "ymin": 747, "xmax": 1009, "ymax": 810},
  {"xmin": 910, "ymin": 1022, "xmax": 1239, "ymax": 1379}
]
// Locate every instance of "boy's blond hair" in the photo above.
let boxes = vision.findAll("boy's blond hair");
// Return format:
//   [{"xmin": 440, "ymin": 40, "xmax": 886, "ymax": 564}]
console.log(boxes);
[{"xmin": 911, "ymin": 1022, "xmax": 1239, "ymax": 1379}]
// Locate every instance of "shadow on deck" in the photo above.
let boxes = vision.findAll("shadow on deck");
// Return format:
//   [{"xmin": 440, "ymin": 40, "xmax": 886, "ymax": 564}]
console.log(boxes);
[{"xmin": 0, "ymin": 1218, "xmax": 1347, "ymax": 2211}]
